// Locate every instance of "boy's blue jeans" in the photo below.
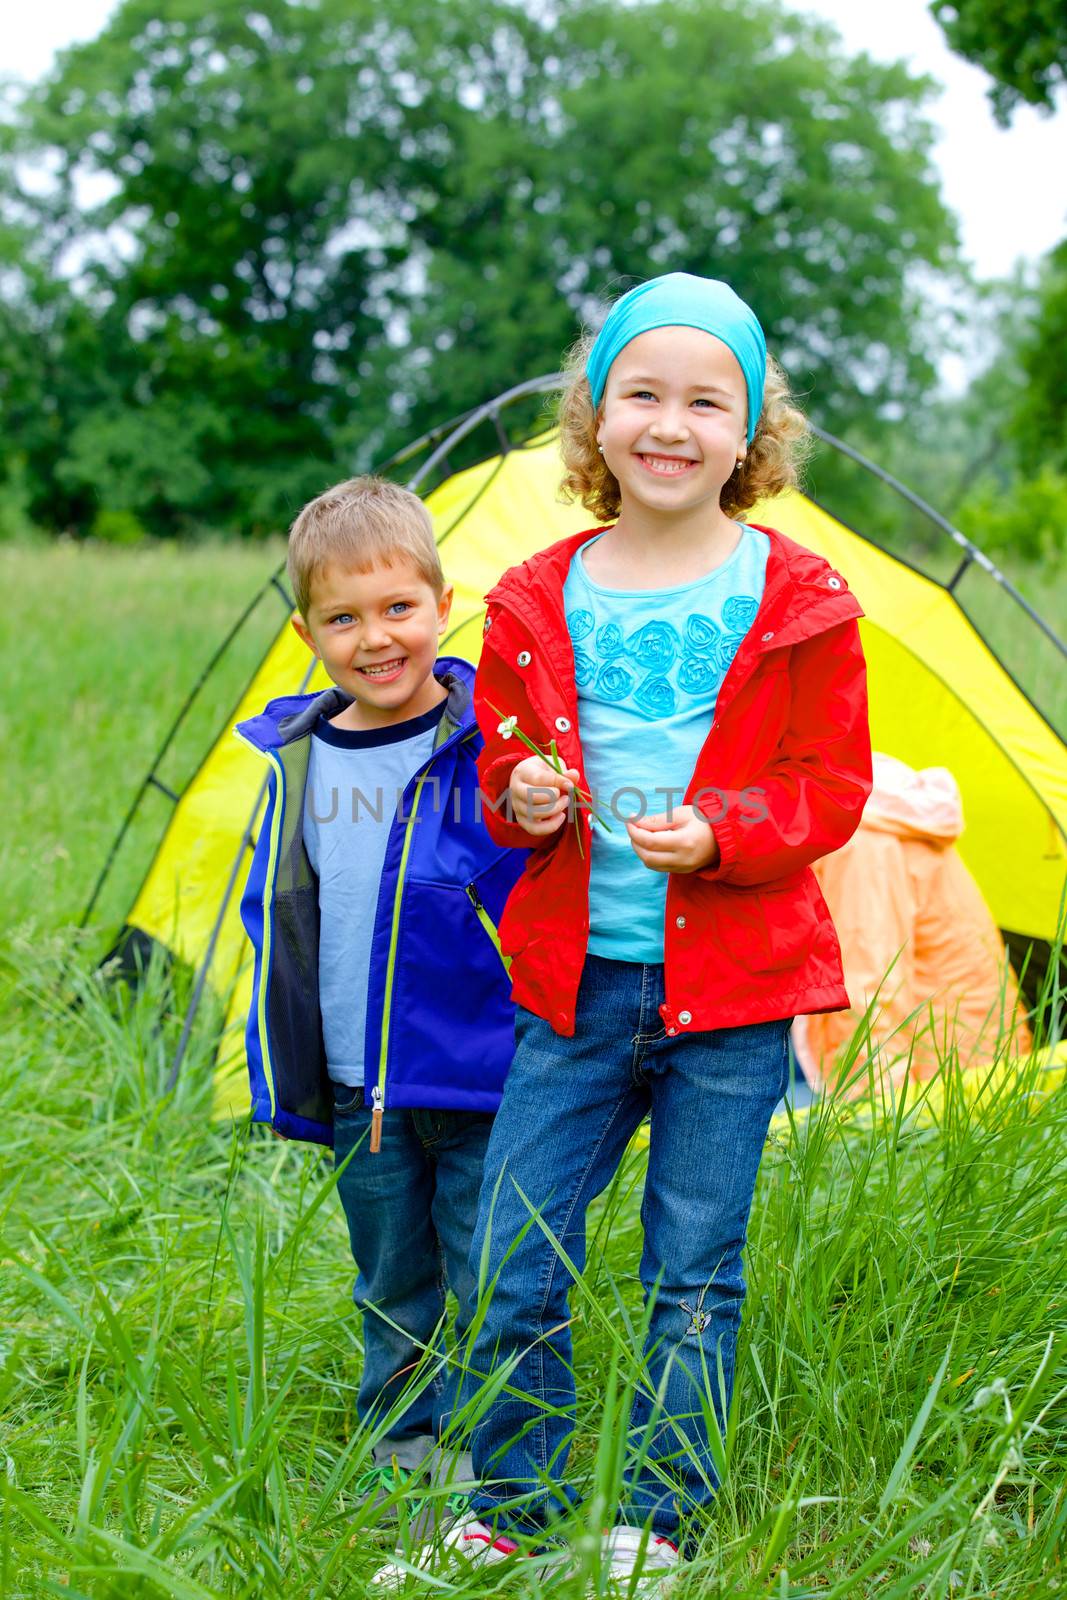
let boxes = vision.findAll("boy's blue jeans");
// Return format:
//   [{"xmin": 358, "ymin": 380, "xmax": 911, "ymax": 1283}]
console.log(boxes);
[
  {"xmin": 332, "ymin": 1084, "xmax": 494, "ymax": 1469},
  {"xmin": 467, "ymin": 955, "xmax": 790, "ymax": 1540}
]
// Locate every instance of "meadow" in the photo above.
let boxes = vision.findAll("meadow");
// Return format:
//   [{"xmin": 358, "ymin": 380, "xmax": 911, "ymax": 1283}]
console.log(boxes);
[{"xmin": 1, "ymin": 537, "xmax": 1065, "ymax": 1599}]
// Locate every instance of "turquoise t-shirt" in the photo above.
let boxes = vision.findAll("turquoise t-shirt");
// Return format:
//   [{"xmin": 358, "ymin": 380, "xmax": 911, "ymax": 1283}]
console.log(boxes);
[{"xmin": 563, "ymin": 525, "xmax": 769, "ymax": 962}]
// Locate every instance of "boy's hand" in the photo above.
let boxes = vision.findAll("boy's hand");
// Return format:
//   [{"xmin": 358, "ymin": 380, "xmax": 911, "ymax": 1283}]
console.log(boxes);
[
  {"xmin": 627, "ymin": 806, "xmax": 720, "ymax": 873},
  {"xmin": 508, "ymin": 755, "xmax": 580, "ymax": 837}
]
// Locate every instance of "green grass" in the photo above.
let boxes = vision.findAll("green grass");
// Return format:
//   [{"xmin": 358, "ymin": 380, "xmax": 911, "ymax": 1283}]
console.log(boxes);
[
  {"xmin": 1, "ymin": 537, "xmax": 1065, "ymax": 1597},
  {"xmin": 0, "ymin": 538, "xmax": 288, "ymax": 935},
  {"xmin": 2, "ymin": 937, "xmax": 1064, "ymax": 1597}
]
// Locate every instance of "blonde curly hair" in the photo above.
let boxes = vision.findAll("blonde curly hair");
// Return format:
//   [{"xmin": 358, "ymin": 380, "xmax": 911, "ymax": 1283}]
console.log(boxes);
[{"xmin": 558, "ymin": 331, "xmax": 811, "ymax": 522}]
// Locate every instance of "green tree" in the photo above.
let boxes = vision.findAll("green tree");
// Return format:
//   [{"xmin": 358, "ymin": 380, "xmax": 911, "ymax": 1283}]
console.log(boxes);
[
  {"xmin": 0, "ymin": 100, "xmax": 121, "ymax": 537},
  {"xmin": 925, "ymin": 0, "xmax": 1067, "ymax": 515},
  {"xmin": 1010, "ymin": 241, "xmax": 1067, "ymax": 476},
  {"xmin": 403, "ymin": 1, "xmax": 959, "ymax": 444},
  {"xmin": 852, "ymin": 265, "xmax": 1067, "ymax": 566},
  {"xmin": 2, "ymin": 0, "xmax": 960, "ymax": 537},
  {"xmin": 929, "ymin": 0, "xmax": 1067, "ymax": 122},
  {"xmin": 956, "ymin": 463, "xmax": 1067, "ymax": 561}
]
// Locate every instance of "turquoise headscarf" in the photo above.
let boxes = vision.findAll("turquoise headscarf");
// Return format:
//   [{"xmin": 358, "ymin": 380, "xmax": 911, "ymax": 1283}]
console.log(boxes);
[{"xmin": 586, "ymin": 273, "xmax": 767, "ymax": 444}]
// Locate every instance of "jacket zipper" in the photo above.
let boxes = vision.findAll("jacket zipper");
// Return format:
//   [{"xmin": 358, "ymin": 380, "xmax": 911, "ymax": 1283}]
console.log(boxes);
[
  {"xmin": 372, "ymin": 723, "xmax": 483, "ymax": 1148},
  {"xmin": 373, "ymin": 766, "xmax": 431, "ymax": 1152},
  {"xmin": 372, "ymin": 722, "xmax": 471, "ymax": 1152},
  {"xmin": 369, "ymin": 1084, "xmax": 384, "ymax": 1153},
  {"xmin": 465, "ymin": 882, "xmax": 512, "ymax": 977}
]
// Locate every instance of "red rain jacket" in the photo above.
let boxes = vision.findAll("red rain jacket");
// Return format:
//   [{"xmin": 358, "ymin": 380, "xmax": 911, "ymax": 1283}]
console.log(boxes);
[{"xmin": 474, "ymin": 524, "xmax": 873, "ymax": 1037}]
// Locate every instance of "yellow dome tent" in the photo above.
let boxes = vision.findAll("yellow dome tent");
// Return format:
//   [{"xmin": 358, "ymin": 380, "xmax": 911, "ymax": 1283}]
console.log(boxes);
[{"xmin": 82, "ymin": 381, "xmax": 1067, "ymax": 1117}]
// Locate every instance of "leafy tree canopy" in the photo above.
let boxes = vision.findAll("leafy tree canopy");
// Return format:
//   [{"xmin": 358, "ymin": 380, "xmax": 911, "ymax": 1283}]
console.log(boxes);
[
  {"xmin": 1011, "ymin": 240, "xmax": 1067, "ymax": 474},
  {"xmin": 1, "ymin": 0, "xmax": 959, "ymax": 537},
  {"xmin": 929, "ymin": 0, "xmax": 1067, "ymax": 123}
]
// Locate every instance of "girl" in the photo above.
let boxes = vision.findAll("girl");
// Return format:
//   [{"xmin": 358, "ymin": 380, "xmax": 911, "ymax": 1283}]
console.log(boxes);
[{"xmin": 412, "ymin": 273, "xmax": 870, "ymax": 1583}]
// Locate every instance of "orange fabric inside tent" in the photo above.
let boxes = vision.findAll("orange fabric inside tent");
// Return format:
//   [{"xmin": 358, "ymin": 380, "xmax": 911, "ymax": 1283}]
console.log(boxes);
[{"xmin": 797, "ymin": 754, "xmax": 1032, "ymax": 1089}]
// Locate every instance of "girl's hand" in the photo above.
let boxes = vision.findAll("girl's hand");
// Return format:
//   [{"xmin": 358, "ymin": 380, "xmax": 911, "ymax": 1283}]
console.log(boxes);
[
  {"xmin": 508, "ymin": 755, "xmax": 580, "ymax": 836},
  {"xmin": 626, "ymin": 806, "xmax": 720, "ymax": 873}
]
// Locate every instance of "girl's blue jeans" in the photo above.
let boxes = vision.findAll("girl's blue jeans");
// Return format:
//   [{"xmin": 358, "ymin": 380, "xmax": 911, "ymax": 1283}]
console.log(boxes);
[
  {"xmin": 467, "ymin": 955, "xmax": 790, "ymax": 1541},
  {"xmin": 332, "ymin": 1084, "xmax": 494, "ymax": 1466}
]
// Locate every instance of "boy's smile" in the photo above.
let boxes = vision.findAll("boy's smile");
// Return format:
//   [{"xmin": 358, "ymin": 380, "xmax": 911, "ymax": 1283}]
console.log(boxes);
[
  {"xmin": 292, "ymin": 557, "xmax": 453, "ymax": 731},
  {"xmin": 356, "ymin": 657, "xmax": 406, "ymax": 681}
]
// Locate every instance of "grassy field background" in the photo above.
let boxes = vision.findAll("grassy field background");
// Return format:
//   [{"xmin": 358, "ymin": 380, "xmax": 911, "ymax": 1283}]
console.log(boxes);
[
  {"xmin": 1, "ymin": 535, "xmax": 1065, "ymax": 1597},
  {"xmin": 0, "ymin": 539, "xmax": 288, "ymax": 938}
]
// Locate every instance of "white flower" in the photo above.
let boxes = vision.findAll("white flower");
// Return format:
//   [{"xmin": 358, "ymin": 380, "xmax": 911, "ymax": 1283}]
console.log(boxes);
[
  {"xmin": 497, "ymin": 715, "xmax": 518, "ymax": 740},
  {"xmin": 969, "ymin": 1377, "xmax": 1009, "ymax": 1412}
]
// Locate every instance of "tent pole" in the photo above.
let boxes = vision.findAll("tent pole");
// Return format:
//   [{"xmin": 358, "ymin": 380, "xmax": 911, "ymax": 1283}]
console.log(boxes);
[
  {"xmin": 946, "ymin": 552, "xmax": 975, "ymax": 592},
  {"xmin": 81, "ymin": 772, "xmax": 174, "ymax": 934},
  {"xmin": 80, "ymin": 567, "xmax": 292, "ymax": 930},
  {"xmin": 809, "ymin": 423, "xmax": 1067, "ymax": 661},
  {"xmin": 165, "ymin": 654, "xmax": 318, "ymax": 1093},
  {"xmin": 406, "ymin": 375, "xmax": 563, "ymax": 492}
]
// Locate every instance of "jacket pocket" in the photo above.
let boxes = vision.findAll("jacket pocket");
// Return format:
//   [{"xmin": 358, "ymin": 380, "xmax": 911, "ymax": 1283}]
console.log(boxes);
[
  {"xmin": 753, "ymin": 875, "xmax": 819, "ymax": 972},
  {"xmin": 713, "ymin": 872, "xmax": 818, "ymax": 974},
  {"xmin": 465, "ymin": 880, "xmax": 511, "ymax": 976},
  {"xmin": 389, "ymin": 869, "xmax": 518, "ymax": 1102},
  {"xmin": 497, "ymin": 864, "xmax": 536, "ymax": 957}
]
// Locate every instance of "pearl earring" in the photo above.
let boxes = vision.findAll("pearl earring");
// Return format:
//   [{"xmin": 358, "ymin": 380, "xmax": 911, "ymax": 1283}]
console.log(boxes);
[{"xmin": 597, "ymin": 443, "xmax": 604, "ymax": 454}]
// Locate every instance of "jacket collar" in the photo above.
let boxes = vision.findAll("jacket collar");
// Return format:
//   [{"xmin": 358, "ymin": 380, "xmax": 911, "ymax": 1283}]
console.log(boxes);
[
  {"xmin": 238, "ymin": 655, "xmax": 475, "ymax": 753},
  {"xmin": 487, "ymin": 522, "xmax": 863, "ymax": 649}
]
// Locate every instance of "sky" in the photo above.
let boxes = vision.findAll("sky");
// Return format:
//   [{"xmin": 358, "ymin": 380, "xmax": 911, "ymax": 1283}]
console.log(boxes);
[{"xmin": 5, "ymin": 0, "xmax": 1066, "ymax": 282}]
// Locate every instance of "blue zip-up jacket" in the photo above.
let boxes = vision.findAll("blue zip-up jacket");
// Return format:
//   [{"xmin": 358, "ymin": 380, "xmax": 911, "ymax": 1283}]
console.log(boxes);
[{"xmin": 235, "ymin": 658, "xmax": 526, "ymax": 1146}]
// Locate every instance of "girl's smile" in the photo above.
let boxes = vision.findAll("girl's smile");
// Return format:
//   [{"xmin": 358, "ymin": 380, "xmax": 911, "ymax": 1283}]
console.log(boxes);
[
  {"xmin": 636, "ymin": 452, "xmax": 700, "ymax": 476},
  {"xmin": 596, "ymin": 326, "xmax": 749, "ymax": 540}
]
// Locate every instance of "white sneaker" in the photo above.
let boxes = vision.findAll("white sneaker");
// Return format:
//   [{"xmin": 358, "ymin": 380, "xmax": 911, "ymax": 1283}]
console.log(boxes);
[
  {"xmin": 371, "ymin": 1514, "xmax": 527, "ymax": 1588},
  {"xmin": 601, "ymin": 1524, "xmax": 680, "ymax": 1590}
]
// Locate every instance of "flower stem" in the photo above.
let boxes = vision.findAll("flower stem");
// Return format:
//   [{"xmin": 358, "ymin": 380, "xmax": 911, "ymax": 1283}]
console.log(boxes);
[{"xmin": 489, "ymin": 702, "xmax": 612, "ymax": 833}]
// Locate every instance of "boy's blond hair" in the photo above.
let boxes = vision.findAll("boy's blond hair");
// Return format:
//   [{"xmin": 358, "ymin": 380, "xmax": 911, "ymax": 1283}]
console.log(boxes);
[
  {"xmin": 557, "ymin": 333, "xmax": 812, "ymax": 522},
  {"xmin": 287, "ymin": 476, "xmax": 444, "ymax": 617}
]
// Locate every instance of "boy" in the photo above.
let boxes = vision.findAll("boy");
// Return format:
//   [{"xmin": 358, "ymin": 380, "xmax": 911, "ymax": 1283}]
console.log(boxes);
[{"xmin": 236, "ymin": 476, "xmax": 525, "ymax": 1500}]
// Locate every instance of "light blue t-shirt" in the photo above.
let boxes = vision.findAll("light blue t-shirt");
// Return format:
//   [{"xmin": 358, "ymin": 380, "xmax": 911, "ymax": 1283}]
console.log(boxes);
[
  {"xmin": 564, "ymin": 525, "xmax": 769, "ymax": 962},
  {"xmin": 302, "ymin": 703, "xmax": 443, "ymax": 1085}
]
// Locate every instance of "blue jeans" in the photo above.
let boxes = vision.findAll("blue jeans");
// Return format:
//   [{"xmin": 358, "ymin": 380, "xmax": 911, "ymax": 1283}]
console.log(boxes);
[
  {"xmin": 467, "ymin": 957, "xmax": 790, "ymax": 1540},
  {"xmin": 332, "ymin": 1083, "xmax": 494, "ymax": 1464}
]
